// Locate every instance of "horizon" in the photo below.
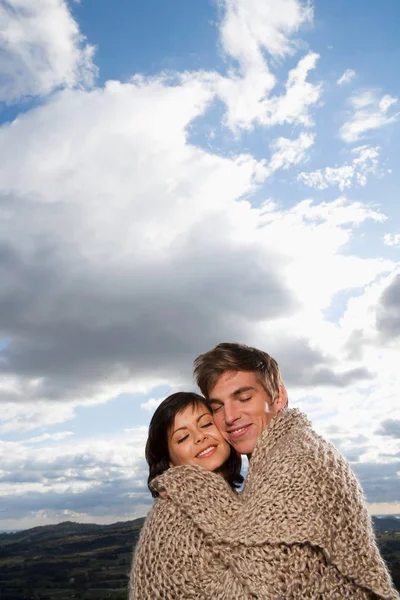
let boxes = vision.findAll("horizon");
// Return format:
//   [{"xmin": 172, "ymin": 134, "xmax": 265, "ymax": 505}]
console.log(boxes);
[
  {"xmin": 1, "ymin": 513, "xmax": 399, "ymax": 536},
  {"xmin": 0, "ymin": 0, "xmax": 399, "ymax": 530}
]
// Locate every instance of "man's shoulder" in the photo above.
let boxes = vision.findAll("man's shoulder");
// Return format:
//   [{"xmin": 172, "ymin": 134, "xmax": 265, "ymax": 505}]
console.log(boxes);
[{"xmin": 247, "ymin": 413, "xmax": 350, "ymax": 485}]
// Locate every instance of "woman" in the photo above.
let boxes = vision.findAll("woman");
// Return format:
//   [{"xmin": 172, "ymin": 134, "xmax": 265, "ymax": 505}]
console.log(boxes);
[
  {"xmin": 145, "ymin": 391, "xmax": 242, "ymax": 494},
  {"xmin": 129, "ymin": 391, "xmax": 252, "ymax": 600}
]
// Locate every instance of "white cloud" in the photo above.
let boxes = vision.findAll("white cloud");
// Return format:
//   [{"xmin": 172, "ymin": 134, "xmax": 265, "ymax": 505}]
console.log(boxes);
[
  {"xmin": 266, "ymin": 132, "xmax": 314, "ymax": 176},
  {"xmin": 0, "ymin": 72, "xmax": 392, "ymax": 433},
  {"xmin": 0, "ymin": 427, "xmax": 150, "ymax": 527},
  {"xmin": 1, "ymin": 0, "xmax": 399, "ymax": 524},
  {"xmin": 367, "ymin": 503, "xmax": 400, "ymax": 516},
  {"xmin": 1, "ymin": 400, "xmax": 78, "ymax": 434},
  {"xmin": 25, "ymin": 432, "xmax": 74, "ymax": 444},
  {"xmin": 261, "ymin": 52, "xmax": 322, "ymax": 127},
  {"xmin": 339, "ymin": 274, "xmax": 400, "ymax": 367},
  {"xmin": 0, "ymin": 76, "xmax": 283, "ymax": 422},
  {"xmin": 257, "ymin": 197, "xmax": 390, "ymax": 314},
  {"xmin": 214, "ymin": 0, "xmax": 320, "ymax": 130},
  {"xmin": 384, "ymin": 233, "xmax": 400, "ymax": 247},
  {"xmin": 337, "ymin": 69, "xmax": 356, "ymax": 86},
  {"xmin": 140, "ymin": 397, "xmax": 164, "ymax": 412},
  {"xmin": 217, "ymin": 51, "xmax": 322, "ymax": 131},
  {"xmin": 341, "ymin": 90, "xmax": 399, "ymax": 142},
  {"xmin": 0, "ymin": 0, "xmax": 97, "ymax": 103},
  {"xmin": 219, "ymin": 0, "xmax": 312, "ymax": 66},
  {"xmin": 298, "ymin": 145, "xmax": 381, "ymax": 190},
  {"xmin": 0, "ymin": 69, "xmax": 393, "ymax": 441}
]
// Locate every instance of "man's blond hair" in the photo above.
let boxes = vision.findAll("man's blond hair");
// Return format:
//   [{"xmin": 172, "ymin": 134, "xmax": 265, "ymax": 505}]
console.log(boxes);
[{"xmin": 194, "ymin": 342, "xmax": 284, "ymax": 403}]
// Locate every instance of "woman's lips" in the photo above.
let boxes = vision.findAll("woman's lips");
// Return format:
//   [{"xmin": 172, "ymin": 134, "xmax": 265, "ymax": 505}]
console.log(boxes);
[{"xmin": 196, "ymin": 445, "xmax": 217, "ymax": 458}]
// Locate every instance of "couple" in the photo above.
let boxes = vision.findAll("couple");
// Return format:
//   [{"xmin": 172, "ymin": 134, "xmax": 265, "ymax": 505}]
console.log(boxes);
[{"xmin": 130, "ymin": 343, "xmax": 398, "ymax": 599}]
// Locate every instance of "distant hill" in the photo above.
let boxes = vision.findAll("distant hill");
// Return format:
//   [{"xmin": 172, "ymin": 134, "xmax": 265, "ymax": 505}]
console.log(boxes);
[
  {"xmin": 373, "ymin": 516, "xmax": 400, "ymax": 532},
  {"xmin": 0, "ymin": 517, "xmax": 398, "ymax": 599},
  {"xmin": 0, "ymin": 518, "xmax": 145, "ymax": 600}
]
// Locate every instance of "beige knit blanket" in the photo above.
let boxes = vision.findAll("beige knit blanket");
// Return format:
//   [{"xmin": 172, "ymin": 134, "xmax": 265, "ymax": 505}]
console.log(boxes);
[
  {"xmin": 130, "ymin": 409, "xmax": 398, "ymax": 598},
  {"xmin": 130, "ymin": 490, "xmax": 256, "ymax": 599},
  {"xmin": 153, "ymin": 409, "xmax": 398, "ymax": 599}
]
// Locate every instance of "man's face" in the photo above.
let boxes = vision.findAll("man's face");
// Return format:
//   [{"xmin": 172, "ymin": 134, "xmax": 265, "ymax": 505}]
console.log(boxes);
[{"xmin": 208, "ymin": 370, "xmax": 286, "ymax": 456}]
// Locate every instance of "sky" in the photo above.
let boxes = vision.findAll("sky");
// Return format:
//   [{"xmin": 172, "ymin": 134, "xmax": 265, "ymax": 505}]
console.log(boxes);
[{"xmin": 0, "ymin": 0, "xmax": 399, "ymax": 531}]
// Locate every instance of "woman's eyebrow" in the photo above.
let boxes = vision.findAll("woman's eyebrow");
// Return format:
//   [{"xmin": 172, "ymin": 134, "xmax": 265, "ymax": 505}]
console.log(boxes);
[
  {"xmin": 172, "ymin": 425, "xmax": 188, "ymax": 435},
  {"xmin": 171, "ymin": 412, "xmax": 210, "ymax": 435}
]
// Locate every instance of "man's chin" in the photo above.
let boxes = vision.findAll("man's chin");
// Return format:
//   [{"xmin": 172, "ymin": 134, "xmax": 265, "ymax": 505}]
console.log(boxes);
[{"xmin": 229, "ymin": 436, "xmax": 256, "ymax": 456}]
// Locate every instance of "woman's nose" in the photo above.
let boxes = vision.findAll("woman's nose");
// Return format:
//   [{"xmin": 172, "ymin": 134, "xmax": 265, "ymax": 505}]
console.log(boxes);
[{"xmin": 195, "ymin": 430, "xmax": 207, "ymax": 443}]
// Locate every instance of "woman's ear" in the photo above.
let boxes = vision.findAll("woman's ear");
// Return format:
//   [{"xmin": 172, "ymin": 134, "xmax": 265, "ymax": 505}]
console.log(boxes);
[{"xmin": 169, "ymin": 461, "xmax": 174, "ymax": 468}]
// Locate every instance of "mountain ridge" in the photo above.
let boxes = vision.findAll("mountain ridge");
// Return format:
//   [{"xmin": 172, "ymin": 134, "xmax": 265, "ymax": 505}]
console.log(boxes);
[{"xmin": 0, "ymin": 516, "xmax": 399, "ymax": 599}]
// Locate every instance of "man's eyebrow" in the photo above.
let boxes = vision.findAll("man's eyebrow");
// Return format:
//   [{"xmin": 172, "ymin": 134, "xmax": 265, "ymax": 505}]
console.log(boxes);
[
  {"xmin": 232, "ymin": 386, "xmax": 256, "ymax": 397},
  {"xmin": 171, "ymin": 412, "xmax": 210, "ymax": 435},
  {"xmin": 209, "ymin": 386, "xmax": 256, "ymax": 403}
]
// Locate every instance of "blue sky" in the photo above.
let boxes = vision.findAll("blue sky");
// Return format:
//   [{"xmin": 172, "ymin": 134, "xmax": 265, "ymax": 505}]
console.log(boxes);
[{"xmin": 0, "ymin": 0, "xmax": 399, "ymax": 530}]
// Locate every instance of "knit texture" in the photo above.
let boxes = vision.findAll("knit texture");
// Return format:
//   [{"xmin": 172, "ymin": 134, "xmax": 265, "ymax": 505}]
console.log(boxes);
[
  {"xmin": 129, "ymin": 489, "xmax": 256, "ymax": 599},
  {"xmin": 130, "ymin": 409, "xmax": 398, "ymax": 599}
]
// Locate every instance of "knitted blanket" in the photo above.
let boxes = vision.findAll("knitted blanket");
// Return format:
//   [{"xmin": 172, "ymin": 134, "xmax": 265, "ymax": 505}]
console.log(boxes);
[
  {"xmin": 129, "ymin": 488, "xmax": 256, "ymax": 599},
  {"xmin": 156, "ymin": 409, "xmax": 398, "ymax": 599}
]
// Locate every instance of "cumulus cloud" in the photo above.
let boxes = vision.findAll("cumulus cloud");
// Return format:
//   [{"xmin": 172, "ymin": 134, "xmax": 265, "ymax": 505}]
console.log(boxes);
[
  {"xmin": 25, "ymin": 431, "xmax": 74, "ymax": 444},
  {"xmin": 337, "ymin": 69, "xmax": 356, "ymax": 86},
  {"xmin": 1, "ymin": 400, "xmax": 79, "ymax": 434},
  {"xmin": 377, "ymin": 419, "xmax": 400, "ymax": 439},
  {"xmin": 367, "ymin": 503, "xmax": 400, "ymax": 516},
  {"xmin": 298, "ymin": 145, "xmax": 381, "ymax": 190},
  {"xmin": 0, "ymin": 427, "xmax": 151, "ymax": 528},
  {"xmin": 219, "ymin": 0, "xmax": 312, "ymax": 64},
  {"xmin": 0, "ymin": 81, "xmax": 389, "ymax": 433},
  {"xmin": 140, "ymin": 397, "xmax": 164, "ymax": 411},
  {"xmin": 1, "ymin": 0, "xmax": 399, "ymax": 525},
  {"xmin": 0, "ymin": 76, "xmax": 300, "ymax": 425},
  {"xmin": 219, "ymin": 51, "xmax": 322, "ymax": 131},
  {"xmin": 214, "ymin": 0, "xmax": 321, "ymax": 130},
  {"xmin": 384, "ymin": 233, "xmax": 400, "ymax": 247},
  {"xmin": 0, "ymin": 60, "xmax": 389, "ymax": 433},
  {"xmin": 265, "ymin": 132, "xmax": 314, "ymax": 176},
  {"xmin": 0, "ymin": 0, "xmax": 97, "ymax": 103},
  {"xmin": 261, "ymin": 52, "xmax": 321, "ymax": 127},
  {"xmin": 341, "ymin": 90, "xmax": 400, "ymax": 143},
  {"xmin": 353, "ymin": 461, "xmax": 400, "ymax": 504},
  {"xmin": 376, "ymin": 275, "xmax": 400, "ymax": 341}
]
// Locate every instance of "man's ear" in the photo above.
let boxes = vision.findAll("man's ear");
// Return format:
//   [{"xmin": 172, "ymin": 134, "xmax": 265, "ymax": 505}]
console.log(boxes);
[
  {"xmin": 276, "ymin": 385, "xmax": 288, "ymax": 411},
  {"xmin": 169, "ymin": 461, "xmax": 174, "ymax": 469}
]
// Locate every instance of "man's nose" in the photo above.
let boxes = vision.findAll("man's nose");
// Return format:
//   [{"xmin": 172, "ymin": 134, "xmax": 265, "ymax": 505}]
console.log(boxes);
[{"xmin": 224, "ymin": 402, "xmax": 240, "ymax": 426}]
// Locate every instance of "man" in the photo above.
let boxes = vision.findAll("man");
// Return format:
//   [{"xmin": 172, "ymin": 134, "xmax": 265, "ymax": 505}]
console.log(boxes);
[{"xmin": 191, "ymin": 342, "xmax": 398, "ymax": 599}]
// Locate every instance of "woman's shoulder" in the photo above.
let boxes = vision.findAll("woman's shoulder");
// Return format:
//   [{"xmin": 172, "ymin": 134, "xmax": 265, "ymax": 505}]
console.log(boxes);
[
  {"xmin": 140, "ymin": 497, "xmax": 179, "ymax": 529},
  {"xmin": 138, "ymin": 496, "xmax": 204, "ymax": 545}
]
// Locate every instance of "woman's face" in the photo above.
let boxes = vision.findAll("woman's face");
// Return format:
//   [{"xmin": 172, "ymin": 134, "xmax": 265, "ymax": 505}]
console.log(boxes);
[{"xmin": 168, "ymin": 403, "xmax": 231, "ymax": 471}]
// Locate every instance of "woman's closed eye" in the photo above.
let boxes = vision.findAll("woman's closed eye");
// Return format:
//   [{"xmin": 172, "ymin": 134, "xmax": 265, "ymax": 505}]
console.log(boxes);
[
  {"xmin": 177, "ymin": 434, "xmax": 189, "ymax": 444},
  {"xmin": 201, "ymin": 421, "xmax": 213, "ymax": 428}
]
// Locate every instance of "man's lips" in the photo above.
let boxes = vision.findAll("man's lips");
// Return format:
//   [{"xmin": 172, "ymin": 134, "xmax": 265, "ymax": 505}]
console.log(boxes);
[
  {"xmin": 226, "ymin": 424, "xmax": 251, "ymax": 439},
  {"xmin": 196, "ymin": 445, "xmax": 217, "ymax": 458}
]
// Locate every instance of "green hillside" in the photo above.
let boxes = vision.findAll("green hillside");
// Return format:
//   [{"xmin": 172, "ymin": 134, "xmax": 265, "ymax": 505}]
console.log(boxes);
[{"xmin": 0, "ymin": 517, "xmax": 399, "ymax": 599}]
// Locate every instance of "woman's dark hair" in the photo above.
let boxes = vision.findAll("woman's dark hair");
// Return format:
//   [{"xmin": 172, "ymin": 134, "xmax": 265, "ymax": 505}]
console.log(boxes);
[{"xmin": 145, "ymin": 391, "xmax": 243, "ymax": 497}]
